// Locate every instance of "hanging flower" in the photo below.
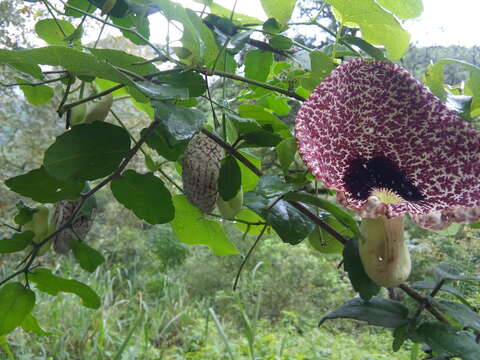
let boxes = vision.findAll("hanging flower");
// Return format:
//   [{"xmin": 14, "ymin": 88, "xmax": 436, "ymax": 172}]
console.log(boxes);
[{"xmin": 295, "ymin": 59, "xmax": 480, "ymax": 286}]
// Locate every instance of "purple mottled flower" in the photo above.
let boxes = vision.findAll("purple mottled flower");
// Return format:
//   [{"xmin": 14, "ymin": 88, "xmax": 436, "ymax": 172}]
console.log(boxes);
[{"xmin": 295, "ymin": 59, "xmax": 480, "ymax": 229}]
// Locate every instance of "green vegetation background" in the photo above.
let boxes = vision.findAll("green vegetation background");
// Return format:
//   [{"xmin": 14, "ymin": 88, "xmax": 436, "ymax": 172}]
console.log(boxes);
[{"xmin": 1, "ymin": 1, "xmax": 480, "ymax": 359}]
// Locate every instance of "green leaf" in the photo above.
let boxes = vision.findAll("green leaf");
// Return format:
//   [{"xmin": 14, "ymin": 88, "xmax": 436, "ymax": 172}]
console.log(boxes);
[
  {"xmin": 227, "ymin": 112, "xmax": 262, "ymax": 134},
  {"xmin": 65, "ymin": 0, "xmax": 95, "ymax": 18},
  {"xmin": 425, "ymin": 59, "xmax": 480, "ymax": 102},
  {"xmin": 152, "ymin": 102, "xmax": 207, "ymax": 145},
  {"xmin": 34, "ymin": 19, "xmax": 77, "ymax": 45},
  {"xmin": 63, "ymin": 24, "xmax": 84, "ymax": 43},
  {"xmin": 240, "ymin": 129, "xmax": 283, "ymax": 147},
  {"xmin": 141, "ymin": 126, "xmax": 185, "ymax": 161},
  {"xmin": 88, "ymin": 48, "xmax": 158, "ymax": 76},
  {"xmin": 218, "ymin": 156, "xmax": 241, "ymax": 201},
  {"xmin": 432, "ymin": 299, "xmax": 480, "ymax": 332},
  {"xmin": 341, "ymin": 35, "xmax": 388, "ymax": 61},
  {"xmin": 244, "ymin": 50, "xmax": 273, "ymax": 87},
  {"xmin": 283, "ymin": 192, "xmax": 360, "ymax": 237},
  {"xmin": 276, "ymin": 137, "xmax": 296, "ymax": 172},
  {"xmin": 135, "ymin": 82, "xmax": 189, "ymax": 100},
  {"xmin": 309, "ymin": 50, "xmax": 334, "ymax": 79},
  {"xmin": 86, "ymin": 0, "xmax": 128, "ymax": 17},
  {"xmin": 21, "ymin": 314, "xmax": 49, "ymax": 336},
  {"xmin": 433, "ymin": 263, "xmax": 480, "ymax": 282},
  {"xmin": 195, "ymin": 0, "xmax": 262, "ymax": 24},
  {"xmin": 13, "ymin": 202, "xmax": 36, "ymax": 225},
  {"xmin": 0, "ymin": 231, "xmax": 34, "ymax": 254},
  {"xmin": 308, "ymin": 215, "xmax": 350, "ymax": 254},
  {"xmin": 16, "ymin": 78, "xmax": 54, "ymax": 106},
  {"xmin": 325, "ymin": 0, "xmax": 410, "ymax": 60},
  {"xmin": 255, "ymin": 175, "xmax": 295, "ymax": 198},
  {"xmin": 269, "ymin": 35, "xmax": 293, "ymax": 50},
  {"xmin": 343, "ymin": 238, "xmax": 380, "ymax": 300},
  {"xmin": 392, "ymin": 325, "xmax": 408, "ymax": 352},
  {"xmin": 110, "ymin": 170, "xmax": 174, "ymax": 224},
  {"xmin": 43, "ymin": 122, "xmax": 131, "ymax": 182},
  {"xmin": 319, "ymin": 297, "xmax": 409, "ymax": 328},
  {"xmin": 5, "ymin": 166, "xmax": 84, "ymax": 203},
  {"xmin": 244, "ymin": 191, "xmax": 314, "ymax": 245},
  {"xmin": 9, "ymin": 63, "xmax": 44, "ymax": 80},
  {"xmin": 409, "ymin": 322, "xmax": 480, "ymax": 360},
  {"xmin": 260, "ymin": 0, "xmax": 296, "ymax": 24},
  {"xmin": 238, "ymin": 151, "xmax": 261, "ymax": 192},
  {"xmin": 152, "ymin": 70, "xmax": 206, "ymax": 97},
  {"xmin": 0, "ymin": 47, "xmax": 135, "ymax": 85},
  {"xmin": 411, "ymin": 281, "xmax": 472, "ymax": 308},
  {"xmin": 267, "ymin": 96, "xmax": 291, "ymax": 116},
  {"xmin": 70, "ymin": 239, "xmax": 105, "ymax": 273},
  {"xmin": 0, "ymin": 283, "xmax": 36, "ymax": 335},
  {"xmin": 237, "ymin": 104, "xmax": 289, "ymax": 135},
  {"xmin": 234, "ymin": 208, "xmax": 266, "ymax": 235},
  {"xmin": 424, "ymin": 62, "xmax": 446, "ymax": 102},
  {"xmin": 154, "ymin": 0, "xmax": 218, "ymax": 65},
  {"xmin": 446, "ymin": 94, "xmax": 472, "ymax": 121},
  {"xmin": 170, "ymin": 195, "xmax": 238, "ymax": 255},
  {"xmin": 29, "ymin": 268, "xmax": 101, "ymax": 309},
  {"xmin": 376, "ymin": 0, "xmax": 423, "ymax": 19},
  {"xmin": 263, "ymin": 18, "xmax": 288, "ymax": 33},
  {"xmin": 111, "ymin": 14, "xmax": 150, "ymax": 45}
]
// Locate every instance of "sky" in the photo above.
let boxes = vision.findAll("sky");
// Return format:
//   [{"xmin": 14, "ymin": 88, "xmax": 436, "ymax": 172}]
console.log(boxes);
[{"xmin": 149, "ymin": 0, "xmax": 480, "ymax": 47}]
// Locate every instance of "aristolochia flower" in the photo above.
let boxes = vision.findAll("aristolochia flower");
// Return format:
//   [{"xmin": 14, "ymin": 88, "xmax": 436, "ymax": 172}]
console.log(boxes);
[{"xmin": 295, "ymin": 59, "xmax": 480, "ymax": 286}]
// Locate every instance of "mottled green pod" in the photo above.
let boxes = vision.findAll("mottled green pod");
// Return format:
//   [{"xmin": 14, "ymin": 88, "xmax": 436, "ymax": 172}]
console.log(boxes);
[{"xmin": 182, "ymin": 133, "xmax": 223, "ymax": 213}]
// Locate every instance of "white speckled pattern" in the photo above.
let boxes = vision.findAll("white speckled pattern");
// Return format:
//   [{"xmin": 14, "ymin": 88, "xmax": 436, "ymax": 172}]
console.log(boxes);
[{"xmin": 295, "ymin": 59, "xmax": 480, "ymax": 229}]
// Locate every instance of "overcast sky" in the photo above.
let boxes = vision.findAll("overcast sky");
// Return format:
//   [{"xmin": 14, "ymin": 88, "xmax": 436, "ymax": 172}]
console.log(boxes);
[{"xmin": 152, "ymin": 0, "xmax": 480, "ymax": 47}]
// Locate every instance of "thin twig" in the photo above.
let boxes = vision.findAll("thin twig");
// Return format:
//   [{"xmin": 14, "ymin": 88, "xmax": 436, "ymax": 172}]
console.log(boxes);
[
  {"xmin": 412, "ymin": 279, "xmax": 445, "ymax": 319},
  {"xmin": 59, "ymin": 84, "xmax": 124, "ymax": 116},
  {"xmin": 197, "ymin": 68, "xmax": 305, "ymax": 101},
  {"xmin": 233, "ymin": 224, "xmax": 268, "ymax": 291},
  {"xmin": 1, "ymin": 75, "xmax": 68, "ymax": 87}
]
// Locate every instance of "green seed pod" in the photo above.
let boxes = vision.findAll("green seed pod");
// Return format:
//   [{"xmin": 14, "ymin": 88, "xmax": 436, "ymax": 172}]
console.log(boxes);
[
  {"xmin": 85, "ymin": 94, "xmax": 113, "ymax": 123},
  {"xmin": 217, "ymin": 187, "xmax": 243, "ymax": 218},
  {"xmin": 182, "ymin": 132, "xmax": 224, "ymax": 213}
]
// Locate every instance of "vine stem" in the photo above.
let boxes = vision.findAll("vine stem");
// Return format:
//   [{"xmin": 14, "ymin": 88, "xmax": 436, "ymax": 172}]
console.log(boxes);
[
  {"xmin": 0, "ymin": 120, "xmax": 161, "ymax": 287},
  {"xmin": 197, "ymin": 68, "xmax": 305, "ymax": 101},
  {"xmin": 233, "ymin": 224, "xmax": 268, "ymax": 291},
  {"xmin": 398, "ymin": 284, "xmax": 450, "ymax": 324},
  {"xmin": 1, "ymin": 75, "xmax": 68, "ymax": 87}
]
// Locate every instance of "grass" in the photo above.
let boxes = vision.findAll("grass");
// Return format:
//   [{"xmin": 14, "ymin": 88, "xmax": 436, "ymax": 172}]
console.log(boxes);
[{"xmin": 1, "ymin": 220, "xmax": 415, "ymax": 360}]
